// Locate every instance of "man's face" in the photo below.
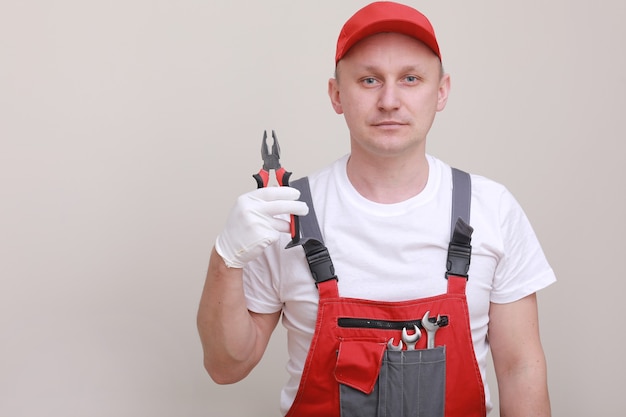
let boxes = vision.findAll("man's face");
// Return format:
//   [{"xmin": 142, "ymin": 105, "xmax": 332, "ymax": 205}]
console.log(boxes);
[{"xmin": 329, "ymin": 32, "xmax": 450, "ymax": 159}]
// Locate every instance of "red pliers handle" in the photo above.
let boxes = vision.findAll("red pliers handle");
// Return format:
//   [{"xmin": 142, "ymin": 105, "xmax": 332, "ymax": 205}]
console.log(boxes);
[
  {"xmin": 252, "ymin": 130, "xmax": 301, "ymax": 244},
  {"xmin": 253, "ymin": 165, "xmax": 291, "ymax": 187}
]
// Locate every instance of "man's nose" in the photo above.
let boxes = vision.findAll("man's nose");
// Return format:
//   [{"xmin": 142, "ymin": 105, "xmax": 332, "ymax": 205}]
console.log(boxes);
[{"xmin": 377, "ymin": 83, "xmax": 401, "ymax": 111}]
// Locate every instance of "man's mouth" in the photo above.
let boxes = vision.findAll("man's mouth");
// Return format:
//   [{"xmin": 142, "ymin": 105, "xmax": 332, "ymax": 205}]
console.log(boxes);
[{"xmin": 372, "ymin": 121, "xmax": 407, "ymax": 127}]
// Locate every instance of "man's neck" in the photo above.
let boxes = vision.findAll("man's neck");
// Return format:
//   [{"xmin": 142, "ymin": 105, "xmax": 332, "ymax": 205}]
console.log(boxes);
[{"xmin": 346, "ymin": 151, "xmax": 429, "ymax": 204}]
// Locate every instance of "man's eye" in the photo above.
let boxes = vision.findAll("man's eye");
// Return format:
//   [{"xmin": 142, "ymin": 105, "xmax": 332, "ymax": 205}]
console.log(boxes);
[
  {"xmin": 362, "ymin": 77, "xmax": 378, "ymax": 86},
  {"xmin": 405, "ymin": 75, "xmax": 419, "ymax": 83}
]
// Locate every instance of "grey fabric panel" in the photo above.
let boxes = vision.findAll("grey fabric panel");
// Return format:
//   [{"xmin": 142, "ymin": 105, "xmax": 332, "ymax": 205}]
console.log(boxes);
[
  {"xmin": 379, "ymin": 347, "xmax": 446, "ymax": 417},
  {"xmin": 290, "ymin": 177, "xmax": 324, "ymax": 243},
  {"xmin": 339, "ymin": 347, "xmax": 446, "ymax": 417},
  {"xmin": 450, "ymin": 168, "xmax": 471, "ymax": 239}
]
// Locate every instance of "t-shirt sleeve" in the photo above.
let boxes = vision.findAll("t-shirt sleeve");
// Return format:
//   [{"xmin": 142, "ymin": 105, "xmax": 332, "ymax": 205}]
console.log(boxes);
[{"xmin": 490, "ymin": 188, "xmax": 556, "ymax": 304}]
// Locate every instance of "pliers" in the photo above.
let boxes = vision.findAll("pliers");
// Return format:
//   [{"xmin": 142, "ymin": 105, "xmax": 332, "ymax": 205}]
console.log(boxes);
[{"xmin": 253, "ymin": 130, "xmax": 301, "ymax": 245}]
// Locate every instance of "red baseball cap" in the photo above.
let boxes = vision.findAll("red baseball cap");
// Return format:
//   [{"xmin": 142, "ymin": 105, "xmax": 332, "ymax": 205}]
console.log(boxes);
[{"xmin": 335, "ymin": 1, "xmax": 441, "ymax": 63}]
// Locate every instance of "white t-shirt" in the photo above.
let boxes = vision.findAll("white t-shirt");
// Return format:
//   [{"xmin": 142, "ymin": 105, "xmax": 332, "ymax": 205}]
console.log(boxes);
[{"xmin": 244, "ymin": 154, "xmax": 556, "ymax": 415}]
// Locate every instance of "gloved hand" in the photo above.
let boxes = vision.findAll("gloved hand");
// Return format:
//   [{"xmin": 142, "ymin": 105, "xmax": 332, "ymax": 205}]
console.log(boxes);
[{"xmin": 215, "ymin": 187, "xmax": 309, "ymax": 268}]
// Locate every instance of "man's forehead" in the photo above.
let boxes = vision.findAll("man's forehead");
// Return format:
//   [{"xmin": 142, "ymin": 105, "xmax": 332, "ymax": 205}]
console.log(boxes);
[{"xmin": 338, "ymin": 32, "xmax": 440, "ymax": 64}]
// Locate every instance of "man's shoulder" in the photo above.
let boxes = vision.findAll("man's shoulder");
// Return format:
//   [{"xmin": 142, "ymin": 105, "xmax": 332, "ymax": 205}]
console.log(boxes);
[
  {"xmin": 307, "ymin": 155, "xmax": 348, "ymax": 182},
  {"xmin": 468, "ymin": 172, "xmax": 509, "ymax": 195},
  {"xmin": 294, "ymin": 155, "xmax": 349, "ymax": 196},
  {"xmin": 427, "ymin": 155, "xmax": 516, "ymax": 212},
  {"xmin": 428, "ymin": 156, "xmax": 507, "ymax": 194}
]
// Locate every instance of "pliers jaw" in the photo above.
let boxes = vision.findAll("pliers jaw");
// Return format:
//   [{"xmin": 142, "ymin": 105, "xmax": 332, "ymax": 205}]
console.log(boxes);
[{"xmin": 254, "ymin": 130, "xmax": 292, "ymax": 188}]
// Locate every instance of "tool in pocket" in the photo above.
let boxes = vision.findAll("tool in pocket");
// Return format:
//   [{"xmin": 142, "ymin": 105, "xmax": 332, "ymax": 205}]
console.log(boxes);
[
  {"xmin": 422, "ymin": 310, "xmax": 443, "ymax": 349},
  {"xmin": 401, "ymin": 325, "xmax": 422, "ymax": 350},
  {"xmin": 387, "ymin": 338, "xmax": 404, "ymax": 351}
]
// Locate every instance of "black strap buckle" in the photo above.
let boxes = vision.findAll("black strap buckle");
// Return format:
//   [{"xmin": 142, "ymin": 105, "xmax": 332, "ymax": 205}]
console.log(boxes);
[
  {"xmin": 303, "ymin": 240, "xmax": 337, "ymax": 285},
  {"xmin": 446, "ymin": 217, "xmax": 473, "ymax": 279},
  {"xmin": 445, "ymin": 241, "xmax": 471, "ymax": 279}
]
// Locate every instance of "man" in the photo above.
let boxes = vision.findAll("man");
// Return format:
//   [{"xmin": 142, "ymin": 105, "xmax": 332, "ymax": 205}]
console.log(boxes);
[{"xmin": 198, "ymin": 2, "xmax": 555, "ymax": 416}]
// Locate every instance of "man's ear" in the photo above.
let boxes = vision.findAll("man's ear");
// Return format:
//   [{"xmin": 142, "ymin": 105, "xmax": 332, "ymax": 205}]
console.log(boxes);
[
  {"xmin": 328, "ymin": 77, "xmax": 343, "ymax": 115},
  {"xmin": 437, "ymin": 73, "xmax": 451, "ymax": 112}
]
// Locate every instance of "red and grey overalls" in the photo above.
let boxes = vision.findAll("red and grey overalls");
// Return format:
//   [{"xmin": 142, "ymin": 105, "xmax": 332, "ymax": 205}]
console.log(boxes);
[{"xmin": 285, "ymin": 168, "xmax": 486, "ymax": 417}]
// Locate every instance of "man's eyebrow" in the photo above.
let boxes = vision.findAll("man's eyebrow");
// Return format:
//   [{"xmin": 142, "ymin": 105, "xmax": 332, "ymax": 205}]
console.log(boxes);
[{"xmin": 356, "ymin": 64, "xmax": 427, "ymax": 74}]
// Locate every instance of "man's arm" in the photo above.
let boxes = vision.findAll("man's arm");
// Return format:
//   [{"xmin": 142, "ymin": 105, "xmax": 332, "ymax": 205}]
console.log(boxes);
[
  {"xmin": 197, "ymin": 247, "xmax": 281, "ymax": 384},
  {"xmin": 196, "ymin": 187, "xmax": 308, "ymax": 384},
  {"xmin": 489, "ymin": 293, "xmax": 551, "ymax": 417}
]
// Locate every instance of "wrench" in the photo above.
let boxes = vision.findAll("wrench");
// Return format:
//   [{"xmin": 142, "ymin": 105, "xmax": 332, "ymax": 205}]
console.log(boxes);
[
  {"xmin": 401, "ymin": 325, "xmax": 421, "ymax": 350},
  {"xmin": 422, "ymin": 311, "xmax": 442, "ymax": 349},
  {"xmin": 387, "ymin": 338, "xmax": 404, "ymax": 351}
]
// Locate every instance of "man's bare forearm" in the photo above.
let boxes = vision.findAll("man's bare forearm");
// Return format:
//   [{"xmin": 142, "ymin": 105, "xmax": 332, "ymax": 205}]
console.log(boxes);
[
  {"xmin": 197, "ymin": 247, "xmax": 279, "ymax": 384},
  {"xmin": 490, "ymin": 296, "xmax": 551, "ymax": 417},
  {"xmin": 497, "ymin": 354, "xmax": 551, "ymax": 417}
]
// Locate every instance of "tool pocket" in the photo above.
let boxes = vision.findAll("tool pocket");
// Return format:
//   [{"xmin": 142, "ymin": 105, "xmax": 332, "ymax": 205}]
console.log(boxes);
[
  {"xmin": 378, "ymin": 347, "xmax": 446, "ymax": 417},
  {"xmin": 336, "ymin": 340, "xmax": 446, "ymax": 417}
]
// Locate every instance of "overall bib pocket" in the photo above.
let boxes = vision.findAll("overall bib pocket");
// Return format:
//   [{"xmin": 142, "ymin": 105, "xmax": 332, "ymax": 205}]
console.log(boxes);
[{"xmin": 336, "ymin": 339, "xmax": 446, "ymax": 417}]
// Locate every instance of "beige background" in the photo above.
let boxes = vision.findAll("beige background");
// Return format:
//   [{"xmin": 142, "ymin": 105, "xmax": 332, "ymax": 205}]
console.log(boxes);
[{"xmin": 1, "ymin": 0, "xmax": 625, "ymax": 416}]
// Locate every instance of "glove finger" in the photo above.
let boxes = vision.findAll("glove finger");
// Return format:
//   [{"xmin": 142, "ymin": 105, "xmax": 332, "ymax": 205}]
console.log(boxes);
[
  {"xmin": 267, "ymin": 217, "xmax": 292, "ymax": 234},
  {"xmin": 259, "ymin": 200, "xmax": 309, "ymax": 217},
  {"xmin": 249, "ymin": 186, "xmax": 301, "ymax": 202}
]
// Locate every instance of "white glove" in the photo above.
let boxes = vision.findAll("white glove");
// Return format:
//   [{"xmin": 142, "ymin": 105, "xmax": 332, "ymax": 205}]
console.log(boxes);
[{"xmin": 215, "ymin": 187, "xmax": 309, "ymax": 268}]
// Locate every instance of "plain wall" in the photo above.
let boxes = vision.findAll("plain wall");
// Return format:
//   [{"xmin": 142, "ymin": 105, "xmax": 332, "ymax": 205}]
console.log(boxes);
[{"xmin": 1, "ymin": 0, "xmax": 625, "ymax": 415}]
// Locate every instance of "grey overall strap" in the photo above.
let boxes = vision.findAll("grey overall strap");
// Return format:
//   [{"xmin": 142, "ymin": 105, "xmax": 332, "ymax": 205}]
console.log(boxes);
[
  {"xmin": 447, "ymin": 168, "xmax": 473, "ymax": 279},
  {"xmin": 289, "ymin": 177, "xmax": 324, "ymax": 243},
  {"xmin": 289, "ymin": 177, "xmax": 337, "ymax": 285},
  {"xmin": 451, "ymin": 167, "xmax": 471, "ymax": 239}
]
